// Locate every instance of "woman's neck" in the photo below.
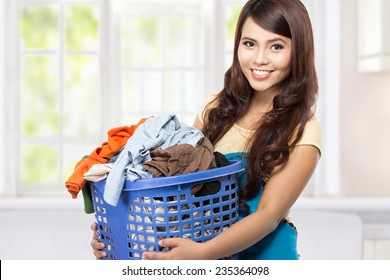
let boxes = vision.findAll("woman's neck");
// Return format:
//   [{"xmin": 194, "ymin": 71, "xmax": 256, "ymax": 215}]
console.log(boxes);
[{"xmin": 236, "ymin": 91, "xmax": 274, "ymax": 130}]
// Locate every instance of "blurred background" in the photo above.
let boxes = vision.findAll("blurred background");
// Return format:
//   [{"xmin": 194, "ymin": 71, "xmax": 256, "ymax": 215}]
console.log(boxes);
[{"xmin": 0, "ymin": 0, "xmax": 389, "ymax": 260}]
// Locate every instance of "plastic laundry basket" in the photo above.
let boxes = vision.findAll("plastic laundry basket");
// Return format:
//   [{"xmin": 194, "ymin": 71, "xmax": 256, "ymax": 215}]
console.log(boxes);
[{"xmin": 91, "ymin": 160, "xmax": 243, "ymax": 260}]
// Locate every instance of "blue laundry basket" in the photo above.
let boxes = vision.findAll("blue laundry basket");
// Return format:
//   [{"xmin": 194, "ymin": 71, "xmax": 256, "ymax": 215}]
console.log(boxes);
[{"xmin": 91, "ymin": 160, "xmax": 243, "ymax": 260}]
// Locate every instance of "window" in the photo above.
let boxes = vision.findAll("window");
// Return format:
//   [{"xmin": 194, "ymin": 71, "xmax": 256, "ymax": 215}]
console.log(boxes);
[
  {"xmin": 118, "ymin": 1, "xmax": 206, "ymax": 124},
  {"xmin": 2, "ymin": 0, "xmax": 215, "ymax": 196},
  {"xmin": 15, "ymin": 0, "xmax": 101, "ymax": 194},
  {"xmin": 1, "ymin": 0, "xmax": 335, "ymax": 197}
]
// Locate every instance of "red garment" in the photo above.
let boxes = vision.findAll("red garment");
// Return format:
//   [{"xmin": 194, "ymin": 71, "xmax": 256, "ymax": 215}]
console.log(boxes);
[{"xmin": 65, "ymin": 118, "xmax": 148, "ymax": 198}]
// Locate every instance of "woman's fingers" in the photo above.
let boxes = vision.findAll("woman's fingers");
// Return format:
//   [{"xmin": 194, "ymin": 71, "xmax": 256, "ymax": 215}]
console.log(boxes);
[{"xmin": 90, "ymin": 222, "xmax": 107, "ymax": 259}]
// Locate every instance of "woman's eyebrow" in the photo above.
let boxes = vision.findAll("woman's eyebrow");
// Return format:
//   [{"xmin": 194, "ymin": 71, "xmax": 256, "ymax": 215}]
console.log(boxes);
[
  {"xmin": 240, "ymin": 36, "xmax": 256, "ymax": 41},
  {"xmin": 268, "ymin": 38, "xmax": 289, "ymax": 44}
]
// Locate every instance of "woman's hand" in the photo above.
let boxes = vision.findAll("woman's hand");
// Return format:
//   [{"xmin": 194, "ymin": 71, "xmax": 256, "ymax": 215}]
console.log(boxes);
[
  {"xmin": 90, "ymin": 222, "xmax": 107, "ymax": 260},
  {"xmin": 142, "ymin": 238, "xmax": 209, "ymax": 260}
]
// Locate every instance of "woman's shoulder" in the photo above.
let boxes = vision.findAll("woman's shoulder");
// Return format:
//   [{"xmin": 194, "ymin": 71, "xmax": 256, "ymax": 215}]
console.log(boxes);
[{"xmin": 297, "ymin": 115, "xmax": 322, "ymax": 154}]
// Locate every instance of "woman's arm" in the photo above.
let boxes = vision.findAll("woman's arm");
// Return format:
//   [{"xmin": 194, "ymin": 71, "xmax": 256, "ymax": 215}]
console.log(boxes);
[{"xmin": 142, "ymin": 144, "xmax": 320, "ymax": 260}]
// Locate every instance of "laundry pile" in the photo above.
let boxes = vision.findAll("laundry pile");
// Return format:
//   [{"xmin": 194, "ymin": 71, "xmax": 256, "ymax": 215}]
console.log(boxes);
[{"xmin": 65, "ymin": 114, "xmax": 233, "ymax": 255}]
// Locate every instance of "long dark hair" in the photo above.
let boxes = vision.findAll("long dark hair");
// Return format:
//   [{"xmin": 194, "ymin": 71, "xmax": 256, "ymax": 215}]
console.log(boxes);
[{"xmin": 202, "ymin": 0, "xmax": 318, "ymax": 209}]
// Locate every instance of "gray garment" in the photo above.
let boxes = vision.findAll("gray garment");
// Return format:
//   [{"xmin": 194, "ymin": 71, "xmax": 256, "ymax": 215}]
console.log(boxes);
[{"xmin": 103, "ymin": 114, "xmax": 204, "ymax": 206}]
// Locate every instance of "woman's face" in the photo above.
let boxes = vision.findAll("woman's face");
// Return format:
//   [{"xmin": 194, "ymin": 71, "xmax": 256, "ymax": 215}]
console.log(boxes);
[{"xmin": 238, "ymin": 17, "xmax": 292, "ymax": 97}]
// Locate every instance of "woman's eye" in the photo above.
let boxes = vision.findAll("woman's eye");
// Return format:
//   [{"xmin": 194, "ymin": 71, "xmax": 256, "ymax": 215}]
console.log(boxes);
[
  {"xmin": 271, "ymin": 44, "xmax": 283, "ymax": 50},
  {"xmin": 243, "ymin": 41, "xmax": 255, "ymax": 48}
]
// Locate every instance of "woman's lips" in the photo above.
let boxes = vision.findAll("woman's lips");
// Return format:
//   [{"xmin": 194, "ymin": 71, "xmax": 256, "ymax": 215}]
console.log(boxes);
[{"xmin": 251, "ymin": 69, "xmax": 273, "ymax": 80}]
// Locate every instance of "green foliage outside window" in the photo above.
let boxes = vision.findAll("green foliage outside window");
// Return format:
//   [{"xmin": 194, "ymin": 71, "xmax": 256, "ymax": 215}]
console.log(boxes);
[
  {"xmin": 20, "ymin": 5, "xmax": 58, "ymax": 49},
  {"xmin": 19, "ymin": 4, "xmax": 99, "ymax": 188},
  {"xmin": 66, "ymin": 5, "xmax": 99, "ymax": 51}
]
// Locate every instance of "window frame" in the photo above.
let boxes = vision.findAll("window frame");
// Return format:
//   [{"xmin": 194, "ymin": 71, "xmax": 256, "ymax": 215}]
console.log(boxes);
[
  {"xmin": 2, "ymin": 0, "xmax": 103, "ymax": 196},
  {"xmin": 2, "ymin": 0, "xmax": 21, "ymax": 196}
]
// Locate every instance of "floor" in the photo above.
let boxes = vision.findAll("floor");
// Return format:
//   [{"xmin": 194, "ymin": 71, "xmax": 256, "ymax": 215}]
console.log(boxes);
[
  {"xmin": 0, "ymin": 208, "xmax": 96, "ymax": 260},
  {"xmin": 0, "ymin": 198, "xmax": 364, "ymax": 260}
]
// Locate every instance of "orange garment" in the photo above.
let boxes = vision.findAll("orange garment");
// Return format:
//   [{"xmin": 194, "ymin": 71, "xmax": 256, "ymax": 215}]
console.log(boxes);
[{"xmin": 65, "ymin": 118, "xmax": 149, "ymax": 198}]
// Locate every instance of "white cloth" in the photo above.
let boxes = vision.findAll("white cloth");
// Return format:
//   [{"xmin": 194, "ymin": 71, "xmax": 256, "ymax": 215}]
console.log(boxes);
[{"xmin": 83, "ymin": 163, "xmax": 113, "ymax": 182}]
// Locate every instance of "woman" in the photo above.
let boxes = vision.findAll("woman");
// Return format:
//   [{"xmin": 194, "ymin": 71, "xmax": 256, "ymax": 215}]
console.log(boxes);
[{"xmin": 92, "ymin": 0, "xmax": 321, "ymax": 260}]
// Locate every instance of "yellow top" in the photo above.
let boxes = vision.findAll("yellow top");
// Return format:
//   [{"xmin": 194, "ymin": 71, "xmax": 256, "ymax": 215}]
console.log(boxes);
[{"xmin": 198, "ymin": 93, "xmax": 322, "ymax": 155}]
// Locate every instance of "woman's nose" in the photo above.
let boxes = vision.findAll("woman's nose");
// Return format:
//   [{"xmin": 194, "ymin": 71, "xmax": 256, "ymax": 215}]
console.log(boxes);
[{"xmin": 254, "ymin": 49, "xmax": 269, "ymax": 65}]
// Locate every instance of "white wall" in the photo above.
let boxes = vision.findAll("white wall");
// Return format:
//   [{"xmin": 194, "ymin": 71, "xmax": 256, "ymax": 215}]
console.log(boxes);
[
  {"xmin": 0, "ymin": 0, "xmax": 6, "ymax": 195},
  {"xmin": 339, "ymin": 0, "xmax": 390, "ymax": 196}
]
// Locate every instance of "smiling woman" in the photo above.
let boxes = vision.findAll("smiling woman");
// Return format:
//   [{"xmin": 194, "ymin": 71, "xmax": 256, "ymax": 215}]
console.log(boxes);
[{"xmin": 139, "ymin": 0, "xmax": 321, "ymax": 260}]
